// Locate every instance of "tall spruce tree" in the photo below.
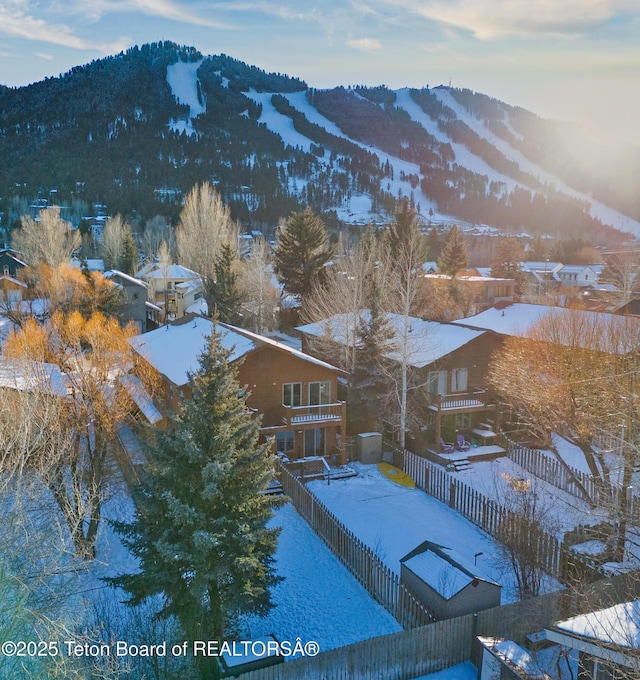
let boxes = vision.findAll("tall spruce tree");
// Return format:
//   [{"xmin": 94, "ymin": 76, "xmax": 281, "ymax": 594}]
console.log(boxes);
[
  {"xmin": 350, "ymin": 278, "xmax": 396, "ymax": 428},
  {"xmin": 437, "ymin": 224, "xmax": 468, "ymax": 276},
  {"xmin": 273, "ymin": 208, "xmax": 334, "ymax": 300},
  {"xmin": 207, "ymin": 244, "xmax": 242, "ymax": 325},
  {"xmin": 109, "ymin": 327, "xmax": 280, "ymax": 659}
]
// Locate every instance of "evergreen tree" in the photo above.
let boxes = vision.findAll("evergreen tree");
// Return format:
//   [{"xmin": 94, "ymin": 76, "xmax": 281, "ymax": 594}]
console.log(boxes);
[
  {"xmin": 207, "ymin": 244, "xmax": 242, "ymax": 325},
  {"xmin": 386, "ymin": 198, "xmax": 425, "ymax": 262},
  {"xmin": 437, "ymin": 224, "xmax": 468, "ymax": 276},
  {"xmin": 425, "ymin": 225, "xmax": 443, "ymax": 262},
  {"xmin": 109, "ymin": 328, "xmax": 280, "ymax": 664},
  {"xmin": 273, "ymin": 208, "xmax": 334, "ymax": 299},
  {"xmin": 118, "ymin": 225, "xmax": 139, "ymax": 276},
  {"xmin": 350, "ymin": 278, "xmax": 396, "ymax": 428},
  {"xmin": 490, "ymin": 237, "xmax": 525, "ymax": 295}
]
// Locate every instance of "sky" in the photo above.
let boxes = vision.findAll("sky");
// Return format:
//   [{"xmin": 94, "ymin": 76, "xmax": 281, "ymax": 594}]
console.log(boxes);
[{"xmin": 1, "ymin": 0, "xmax": 639, "ymax": 148}]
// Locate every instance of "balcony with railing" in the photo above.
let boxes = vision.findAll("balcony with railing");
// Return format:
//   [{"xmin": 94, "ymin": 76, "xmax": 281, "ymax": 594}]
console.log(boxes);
[
  {"xmin": 281, "ymin": 401, "xmax": 346, "ymax": 428},
  {"xmin": 427, "ymin": 387, "xmax": 492, "ymax": 413}
]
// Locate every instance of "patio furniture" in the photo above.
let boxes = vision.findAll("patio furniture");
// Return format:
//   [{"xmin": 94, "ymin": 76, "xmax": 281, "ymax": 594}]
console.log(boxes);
[
  {"xmin": 439, "ymin": 437, "xmax": 455, "ymax": 454},
  {"xmin": 456, "ymin": 434, "xmax": 471, "ymax": 452}
]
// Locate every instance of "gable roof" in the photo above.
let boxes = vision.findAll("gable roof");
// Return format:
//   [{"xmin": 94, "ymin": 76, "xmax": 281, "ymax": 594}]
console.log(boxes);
[
  {"xmin": 104, "ymin": 269, "xmax": 148, "ymax": 289},
  {"xmin": 130, "ymin": 315, "xmax": 343, "ymax": 386},
  {"xmin": 137, "ymin": 262, "xmax": 200, "ymax": 281},
  {"xmin": 548, "ymin": 600, "xmax": 640, "ymax": 652},
  {"xmin": 401, "ymin": 541, "xmax": 499, "ymax": 599},
  {"xmin": 297, "ymin": 311, "xmax": 485, "ymax": 369},
  {"xmin": 452, "ymin": 303, "xmax": 640, "ymax": 353}
]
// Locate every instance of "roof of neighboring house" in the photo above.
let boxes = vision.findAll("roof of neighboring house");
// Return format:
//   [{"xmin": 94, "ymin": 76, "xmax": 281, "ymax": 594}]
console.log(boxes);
[
  {"xmin": 70, "ymin": 256, "xmax": 105, "ymax": 272},
  {"xmin": 0, "ymin": 358, "xmax": 67, "ymax": 397},
  {"xmin": 557, "ymin": 265, "xmax": 597, "ymax": 275},
  {"xmin": 521, "ymin": 261, "xmax": 563, "ymax": 273},
  {"xmin": 104, "ymin": 269, "xmax": 148, "ymax": 289},
  {"xmin": 130, "ymin": 315, "xmax": 343, "ymax": 386},
  {"xmin": 119, "ymin": 373, "xmax": 162, "ymax": 424},
  {"xmin": 0, "ymin": 247, "xmax": 28, "ymax": 266},
  {"xmin": 297, "ymin": 311, "xmax": 485, "ymax": 369},
  {"xmin": 401, "ymin": 541, "xmax": 499, "ymax": 600},
  {"xmin": 452, "ymin": 303, "xmax": 640, "ymax": 353},
  {"xmin": 137, "ymin": 263, "xmax": 200, "ymax": 280},
  {"xmin": 549, "ymin": 600, "xmax": 640, "ymax": 651},
  {"xmin": 478, "ymin": 638, "xmax": 551, "ymax": 680}
]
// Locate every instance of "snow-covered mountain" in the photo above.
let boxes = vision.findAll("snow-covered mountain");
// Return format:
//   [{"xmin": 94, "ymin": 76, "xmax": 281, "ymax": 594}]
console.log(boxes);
[{"xmin": 1, "ymin": 41, "xmax": 638, "ymax": 241}]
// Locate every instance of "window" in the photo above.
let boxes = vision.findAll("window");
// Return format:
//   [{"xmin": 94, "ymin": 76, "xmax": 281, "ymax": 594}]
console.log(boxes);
[
  {"xmin": 427, "ymin": 371, "xmax": 447, "ymax": 395},
  {"xmin": 276, "ymin": 430, "xmax": 295, "ymax": 454},
  {"xmin": 309, "ymin": 381, "xmax": 331, "ymax": 405},
  {"xmin": 283, "ymin": 382, "xmax": 302, "ymax": 407},
  {"xmin": 455, "ymin": 413, "xmax": 471, "ymax": 430},
  {"xmin": 2, "ymin": 265, "xmax": 8, "ymax": 276},
  {"xmin": 450, "ymin": 368, "xmax": 468, "ymax": 392}
]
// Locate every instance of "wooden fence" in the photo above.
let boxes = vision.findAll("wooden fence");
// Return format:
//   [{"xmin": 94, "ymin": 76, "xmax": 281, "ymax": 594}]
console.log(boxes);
[
  {"xmin": 278, "ymin": 462, "xmax": 433, "ymax": 629},
  {"xmin": 503, "ymin": 436, "xmax": 602, "ymax": 504},
  {"xmin": 402, "ymin": 448, "xmax": 563, "ymax": 580},
  {"xmin": 239, "ymin": 569, "xmax": 640, "ymax": 680}
]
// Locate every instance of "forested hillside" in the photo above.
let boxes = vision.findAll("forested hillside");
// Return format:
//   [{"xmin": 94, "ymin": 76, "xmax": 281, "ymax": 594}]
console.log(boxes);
[{"xmin": 1, "ymin": 41, "xmax": 638, "ymax": 241}]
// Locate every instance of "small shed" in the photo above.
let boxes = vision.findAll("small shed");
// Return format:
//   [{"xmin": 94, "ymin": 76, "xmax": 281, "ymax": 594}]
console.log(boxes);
[{"xmin": 400, "ymin": 541, "xmax": 501, "ymax": 619}]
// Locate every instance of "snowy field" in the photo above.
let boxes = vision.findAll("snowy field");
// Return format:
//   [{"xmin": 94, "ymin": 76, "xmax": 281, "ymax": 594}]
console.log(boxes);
[
  {"xmin": 242, "ymin": 502, "xmax": 401, "ymax": 650},
  {"xmin": 308, "ymin": 463, "xmax": 549, "ymax": 603}
]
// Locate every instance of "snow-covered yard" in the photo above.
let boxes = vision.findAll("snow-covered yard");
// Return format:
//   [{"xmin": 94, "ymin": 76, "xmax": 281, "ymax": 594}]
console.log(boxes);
[
  {"xmin": 308, "ymin": 462, "xmax": 551, "ymax": 602},
  {"xmin": 451, "ymin": 455, "xmax": 608, "ymax": 534},
  {"xmin": 243, "ymin": 502, "xmax": 401, "ymax": 650}
]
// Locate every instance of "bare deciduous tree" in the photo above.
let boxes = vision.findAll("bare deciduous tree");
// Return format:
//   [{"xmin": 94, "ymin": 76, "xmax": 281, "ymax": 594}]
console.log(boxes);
[
  {"xmin": 12, "ymin": 207, "xmax": 80, "ymax": 268},
  {"xmin": 176, "ymin": 182, "xmax": 238, "ymax": 296},
  {"xmin": 3, "ymin": 312, "xmax": 152, "ymax": 558},
  {"xmin": 489, "ymin": 309, "xmax": 640, "ymax": 559},
  {"xmin": 238, "ymin": 237, "xmax": 277, "ymax": 333}
]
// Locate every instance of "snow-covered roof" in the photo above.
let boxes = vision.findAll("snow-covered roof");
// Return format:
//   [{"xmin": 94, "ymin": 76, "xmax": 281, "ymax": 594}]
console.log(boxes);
[
  {"xmin": 522, "ymin": 261, "xmax": 563, "ymax": 273},
  {"xmin": 551, "ymin": 600, "xmax": 640, "ymax": 650},
  {"xmin": 119, "ymin": 374, "xmax": 162, "ymax": 424},
  {"xmin": 137, "ymin": 263, "xmax": 200, "ymax": 280},
  {"xmin": 403, "ymin": 550, "xmax": 474, "ymax": 599},
  {"xmin": 298, "ymin": 311, "xmax": 485, "ymax": 368},
  {"xmin": 401, "ymin": 542, "xmax": 499, "ymax": 599},
  {"xmin": 70, "ymin": 256, "xmax": 105, "ymax": 272},
  {"xmin": 453, "ymin": 303, "xmax": 640, "ymax": 353},
  {"xmin": 557, "ymin": 265, "xmax": 596, "ymax": 275},
  {"xmin": 130, "ymin": 315, "xmax": 343, "ymax": 386},
  {"xmin": 129, "ymin": 317, "xmax": 255, "ymax": 386},
  {"xmin": 224, "ymin": 323, "xmax": 344, "ymax": 374},
  {"xmin": 0, "ymin": 358, "xmax": 67, "ymax": 397},
  {"xmin": 104, "ymin": 269, "xmax": 148, "ymax": 289},
  {"xmin": 478, "ymin": 638, "xmax": 551, "ymax": 679}
]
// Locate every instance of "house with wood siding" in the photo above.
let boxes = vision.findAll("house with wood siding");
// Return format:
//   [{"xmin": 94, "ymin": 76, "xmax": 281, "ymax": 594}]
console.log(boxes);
[
  {"xmin": 296, "ymin": 311, "xmax": 502, "ymax": 452},
  {"xmin": 129, "ymin": 314, "xmax": 348, "ymax": 463}
]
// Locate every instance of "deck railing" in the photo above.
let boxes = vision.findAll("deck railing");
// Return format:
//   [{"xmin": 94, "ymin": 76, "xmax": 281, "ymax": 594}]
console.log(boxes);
[
  {"xmin": 281, "ymin": 401, "xmax": 345, "ymax": 428},
  {"xmin": 427, "ymin": 387, "xmax": 490, "ymax": 412}
]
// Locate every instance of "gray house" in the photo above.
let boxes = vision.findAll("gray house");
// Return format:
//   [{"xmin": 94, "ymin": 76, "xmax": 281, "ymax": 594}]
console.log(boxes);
[
  {"xmin": 104, "ymin": 270, "xmax": 149, "ymax": 333},
  {"xmin": 400, "ymin": 541, "xmax": 501, "ymax": 619}
]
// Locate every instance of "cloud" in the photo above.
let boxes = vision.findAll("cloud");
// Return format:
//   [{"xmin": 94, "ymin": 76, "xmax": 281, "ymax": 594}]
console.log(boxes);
[
  {"xmin": 79, "ymin": 0, "xmax": 232, "ymax": 29},
  {"xmin": 379, "ymin": 0, "xmax": 640, "ymax": 39},
  {"xmin": 346, "ymin": 37, "xmax": 382, "ymax": 51}
]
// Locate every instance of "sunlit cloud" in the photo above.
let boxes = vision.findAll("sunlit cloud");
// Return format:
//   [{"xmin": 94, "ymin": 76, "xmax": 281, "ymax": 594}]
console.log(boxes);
[
  {"xmin": 34, "ymin": 52, "xmax": 54, "ymax": 60},
  {"xmin": 346, "ymin": 37, "xmax": 382, "ymax": 51},
  {"xmin": 380, "ymin": 0, "xmax": 640, "ymax": 39},
  {"xmin": 77, "ymin": 0, "xmax": 232, "ymax": 29}
]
